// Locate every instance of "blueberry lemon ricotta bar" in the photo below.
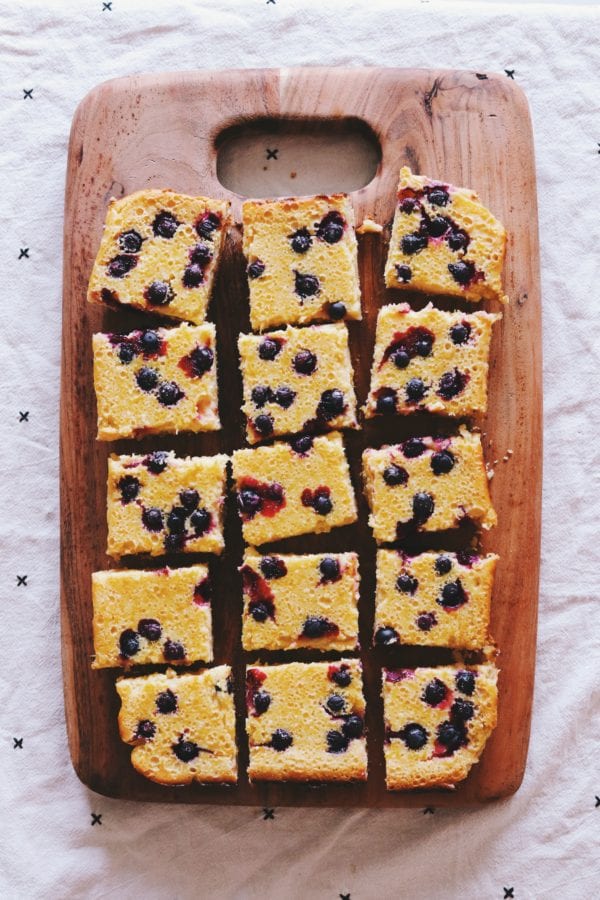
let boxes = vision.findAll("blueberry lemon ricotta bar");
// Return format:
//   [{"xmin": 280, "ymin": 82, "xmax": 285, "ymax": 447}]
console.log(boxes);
[
  {"xmin": 365, "ymin": 303, "xmax": 500, "ymax": 418},
  {"xmin": 239, "ymin": 323, "xmax": 357, "ymax": 443},
  {"xmin": 246, "ymin": 660, "xmax": 367, "ymax": 782},
  {"xmin": 242, "ymin": 194, "xmax": 361, "ymax": 330},
  {"xmin": 88, "ymin": 190, "xmax": 230, "ymax": 323},
  {"xmin": 382, "ymin": 664, "xmax": 498, "ymax": 790},
  {"xmin": 232, "ymin": 433, "xmax": 357, "ymax": 545},
  {"xmin": 362, "ymin": 427, "xmax": 496, "ymax": 542},
  {"xmin": 92, "ymin": 565, "xmax": 213, "ymax": 668},
  {"xmin": 93, "ymin": 321, "xmax": 219, "ymax": 439},
  {"xmin": 373, "ymin": 550, "xmax": 498, "ymax": 649},
  {"xmin": 116, "ymin": 667, "xmax": 237, "ymax": 785},
  {"xmin": 241, "ymin": 550, "xmax": 359, "ymax": 652},
  {"xmin": 384, "ymin": 167, "xmax": 508, "ymax": 304},
  {"xmin": 107, "ymin": 451, "xmax": 228, "ymax": 558}
]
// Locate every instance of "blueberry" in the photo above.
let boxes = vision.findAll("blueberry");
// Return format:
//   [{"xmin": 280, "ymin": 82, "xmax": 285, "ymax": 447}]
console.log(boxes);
[
  {"xmin": 342, "ymin": 715, "xmax": 364, "ymax": 739},
  {"xmin": 118, "ymin": 475, "xmax": 140, "ymax": 503},
  {"xmin": 118, "ymin": 229, "xmax": 143, "ymax": 253},
  {"xmin": 107, "ymin": 254, "xmax": 138, "ymax": 278},
  {"xmin": 119, "ymin": 629, "xmax": 140, "ymax": 658},
  {"xmin": 302, "ymin": 615, "xmax": 335, "ymax": 638},
  {"xmin": 141, "ymin": 330, "xmax": 161, "ymax": 354},
  {"xmin": 254, "ymin": 414, "xmax": 274, "ymax": 436},
  {"xmin": 189, "ymin": 242, "xmax": 213, "ymax": 264},
  {"xmin": 401, "ymin": 233, "xmax": 427, "ymax": 255},
  {"xmin": 188, "ymin": 346, "xmax": 214, "ymax": 376},
  {"xmin": 416, "ymin": 612, "xmax": 436, "ymax": 631},
  {"xmin": 313, "ymin": 491, "xmax": 332, "ymax": 515},
  {"xmin": 422, "ymin": 677, "xmax": 448, "ymax": 707},
  {"xmin": 145, "ymin": 451, "xmax": 168, "ymax": 474},
  {"xmin": 152, "ymin": 211, "xmax": 179, "ymax": 238},
  {"xmin": 157, "ymin": 381, "xmax": 184, "ymax": 406},
  {"xmin": 438, "ymin": 369, "xmax": 468, "ymax": 400},
  {"xmin": 265, "ymin": 483, "xmax": 284, "ymax": 503},
  {"xmin": 451, "ymin": 699, "xmax": 475, "ymax": 721},
  {"xmin": 274, "ymin": 386, "xmax": 296, "ymax": 408},
  {"xmin": 251, "ymin": 385, "xmax": 272, "ymax": 407},
  {"xmin": 326, "ymin": 730, "xmax": 349, "ymax": 753},
  {"xmin": 376, "ymin": 389, "xmax": 396, "ymax": 415},
  {"xmin": 164, "ymin": 533, "xmax": 185, "ymax": 553},
  {"xmin": 101, "ymin": 288, "xmax": 119, "ymax": 304},
  {"xmin": 383, "ymin": 465, "xmax": 408, "ymax": 486},
  {"xmin": 270, "ymin": 729, "xmax": 293, "ymax": 751},
  {"xmin": 318, "ymin": 389, "xmax": 345, "ymax": 420},
  {"xmin": 156, "ymin": 689, "xmax": 178, "ymax": 713},
  {"xmin": 374, "ymin": 626, "xmax": 399, "ymax": 646},
  {"xmin": 258, "ymin": 338, "xmax": 282, "ymax": 361},
  {"xmin": 238, "ymin": 490, "xmax": 262, "ymax": 516},
  {"xmin": 294, "ymin": 272, "xmax": 320, "ymax": 298},
  {"xmin": 448, "ymin": 260, "xmax": 475, "ymax": 285},
  {"xmin": 435, "ymin": 555, "xmax": 453, "ymax": 575},
  {"xmin": 415, "ymin": 333, "xmax": 434, "ymax": 357},
  {"xmin": 405, "ymin": 378, "xmax": 427, "ymax": 403},
  {"xmin": 195, "ymin": 211, "xmax": 220, "ymax": 239},
  {"xmin": 136, "ymin": 367, "xmax": 159, "ymax": 392},
  {"xmin": 400, "ymin": 198, "xmax": 418, "ymax": 214},
  {"xmin": 163, "ymin": 639, "xmax": 186, "ymax": 660},
  {"xmin": 167, "ymin": 506, "xmax": 187, "ymax": 534},
  {"xmin": 180, "ymin": 489, "xmax": 199, "ymax": 510},
  {"xmin": 456, "ymin": 549, "xmax": 478, "ymax": 567},
  {"xmin": 331, "ymin": 667, "xmax": 352, "ymax": 687},
  {"xmin": 135, "ymin": 719, "xmax": 156, "ymax": 740},
  {"xmin": 138, "ymin": 618, "xmax": 162, "ymax": 641},
  {"xmin": 450, "ymin": 322, "xmax": 471, "ymax": 344},
  {"xmin": 328, "ymin": 301, "xmax": 346, "ymax": 320},
  {"xmin": 142, "ymin": 507, "xmax": 164, "ymax": 532},
  {"xmin": 427, "ymin": 187, "xmax": 449, "ymax": 207},
  {"xmin": 317, "ymin": 211, "xmax": 345, "ymax": 244},
  {"xmin": 289, "ymin": 227, "xmax": 312, "ymax": 253},
  {"xmin": 427, "ymin": 215, "xmax": 451, "ymax": 237},
  {"xmin": 437, "ymin": 721, "xmax": 466, "ymax": 753},
  {"xmin": 293, "ymin": 349, "xmax": 317, "ymax": 375},
  {"xmin": 250, "ymin": 602, "xmax": 271, "ymax": 622},
  {"xmin": 247, "ymin": 260, "xmax": 266, "ymax": 279},
  {"xmin": 145, "ymin": 280, "xmax": 173, "ymax": 306},
  {"xmin": 447, "ymin": 229, "xmax": 469, "ymax": 252},
  {"xmin": 291, "ymin": 434, "xmax": 313, "ymax": 455},
  {"xmin": 455, "ymin": 670, "xmax": 476, "ymax": 695},
  {"xmin": 395, "ymin": 264, "xmax": 412, "ymax": 283},
  {"xmin": 412, "ymin": 492, "xmax": 434, "ymax": 522},
  {"xmin": 402, "ymin": 437, "xmax": 426, "ymax": 458},
  {"xmin": 118, "ymin": 343, "xmax": 136, "ymax": 363},
  {"xmin": 396, "ymin": 573, "xmax": 418, "ymax": 595},
  {"xmin": 172, "ymin": 738, "xmax": 200, "ymax": 762},
  {"xmin": 430, "ymin": 450, "xmax": 455, "ymax": 475},
  {"xmin": 190, "ymin": 507, "xmax": 211, "ymax": 535},
  {"xmin": 399, "ymin": 723, "xmax": 428, "ymax": 750},
  {"xmin": 182, "ymin": 263, "xmax": 204, "ymax": 288},
  {"xmin": 319, "ymin": 557, "xmax": 340, "ymax": 581},
  {"xmin": 438, "ymin": 579, "xmax": 467, "ymax": 609},
  {"xmin": 254, "ymin": 690, "xmax": 271, "ymax": 714},
  {"xmin": 326, "ymin": 694, "xmax": 346, "ymax": 713},
  {"xmin": 260, "ymin": 556, "xmax": 287, "ymax": 579},
  {"xmin": 390, "ymin": 349, "xmax": 410, "ymax": 371}
]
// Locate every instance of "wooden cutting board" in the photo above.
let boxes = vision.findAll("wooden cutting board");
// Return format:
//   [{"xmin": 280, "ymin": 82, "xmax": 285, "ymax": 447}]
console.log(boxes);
[{"xmin": 61, "ymin": 67, "xmax": 542, "ymax": 807}]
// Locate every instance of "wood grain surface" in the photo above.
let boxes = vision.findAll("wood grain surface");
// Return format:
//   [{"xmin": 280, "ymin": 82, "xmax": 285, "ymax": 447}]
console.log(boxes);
[{"xmin": 61, "ymin": 67, "xmax": 542, "ymax": 806}]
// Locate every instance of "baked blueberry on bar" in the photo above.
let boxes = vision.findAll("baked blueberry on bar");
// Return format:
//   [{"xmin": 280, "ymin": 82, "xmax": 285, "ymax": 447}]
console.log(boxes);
[
  {"xmin": 238, "ymin": 323, "xmax": 357, "ymax": 443},
  {"xmin": 365, "ymin": 303, "xmax": 501, "ymax": 418},
  {"xmin": 382, "ymin": 664, "xmax": 498, "ymax": 790},
  {"xmin": 92, "ymin": 565, "xmax": 213, "ymax": 668},
  {"xmin": 107, "ymin": 451, "xmax": 228, "ymax": 558},
  {"xmin": 374, "ymin": 550, "xmax": 498, "ymax": 649},
  {"xmin": 241, "ymin": 550, "xmax": 359, "ymax": 652},
  {"xmin": 246, "ymin": 660, "xmax": 367, "ymax": 782},
  {"xmin": 87, "ymin": 190, "xmax": 230, "ymax": 323},
  {"xmin": 116, "ymin": 667, "xmax": 237, "ymax": 785},
  {"xmin": 242, "ymin": 194, "xmax": 361, "ymax": 331},
  {"xmin": 362, "ymin": 427, "xmax": 496, "ymax": 543},
  {"xmin": 232, "ymin": 433, "xmax": 357, "ymax": 545},
  {"xmin": 384, "ymin": 167, "xmax": 508, "ymax": 304},
  {"xmin": 93, "ymin": 321, "xmax": 219, "ymax": 439}
]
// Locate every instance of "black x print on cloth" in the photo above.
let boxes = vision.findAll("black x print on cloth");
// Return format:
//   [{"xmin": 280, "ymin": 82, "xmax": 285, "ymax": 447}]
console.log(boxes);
[
  {"xmin": 595, "ymin": 795, "xmax": 600, "ymax": 807},
  {"xmin": 262, "ymin": 808, "xmax": 275, "ymax": 820},
  {"xmin": 597, "ymin": 144, "xmax": 600, "ymax": 155},
  {"xmin": 423, "ymin": 806, "xmax": 435, "ymax": 815},
  {"xmin": 23, "ymin": 89, "xmax": 33, "ymax": 99},
  {"xmin": 102, "ymin": 1, "xmax": 112, "ymax": 10},
  {"xmin": 19, "ymin": 411, "xmax": 29, "ymax": 422},
  {"xmin": 266, "ymin": 0, "xmax": 276, "ymax": 5},
  {"xmin": 16, "ymin": 575, "xmax": 27, "ymax": 586},
  {"xmin": 91, "ymin": 813, "xmax": 102, "ymax": 826},
  {"xmin": 19, "ymin": 248, "xmax": 29, "ymax": 259},
  {"xmin": 339, "ymin": 894, "xmax": 351, "ymax": 900},
  {"xmin": 504, "ymin": 69, "xmax": 515, "ymax": 79},
  {"xmin": 504, "ymin": 889, "xmax": 514, "ymax": 899},
  {"xmin": 266, "ymin": 148, "xmax": 278, "ymax": 160},
  {"xmin": 13, "ymin": 738, "xmax": 23, "ymax": 749}
]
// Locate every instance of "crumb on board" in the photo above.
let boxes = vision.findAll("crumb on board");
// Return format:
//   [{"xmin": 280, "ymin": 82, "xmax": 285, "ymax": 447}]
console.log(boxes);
[
  {"xmin": 357, "ymin": 217, "xmax": 383, "ymax": 234},
  {"xmin": 290, "ymin": 171, "xmax": 297, "ymax": 179}
]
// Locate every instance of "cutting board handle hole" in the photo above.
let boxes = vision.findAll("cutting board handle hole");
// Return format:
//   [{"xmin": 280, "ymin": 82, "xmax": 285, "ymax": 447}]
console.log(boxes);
[{"xmin": 215, "ymin": 117, "xmax": 381, "ymax": 197}]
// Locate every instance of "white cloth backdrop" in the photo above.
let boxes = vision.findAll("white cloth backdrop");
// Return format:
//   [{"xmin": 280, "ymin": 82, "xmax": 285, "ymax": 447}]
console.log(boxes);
[{"xmin": 0, "ymin": 0, "xmax": 598, "ymax": 897}]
